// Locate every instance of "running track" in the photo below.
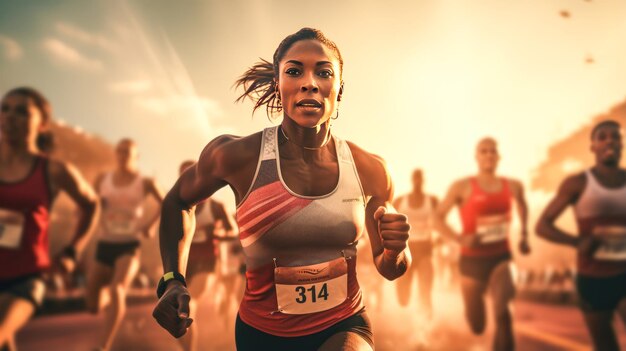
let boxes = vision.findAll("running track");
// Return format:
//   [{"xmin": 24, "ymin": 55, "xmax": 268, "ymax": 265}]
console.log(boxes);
[{"xmin": 17, "ymin": 291, "xmax": 626, "ymax": 351}]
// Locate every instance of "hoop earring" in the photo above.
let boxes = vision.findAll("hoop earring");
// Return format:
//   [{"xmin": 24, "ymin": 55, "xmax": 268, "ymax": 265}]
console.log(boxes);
[
  {"xmin": 275, "ymin": 90, "xmax": 282, "ymax": 108},
  {"xmin": 331, "ymin": 108, "xmax": 339, "ymax": 120}
]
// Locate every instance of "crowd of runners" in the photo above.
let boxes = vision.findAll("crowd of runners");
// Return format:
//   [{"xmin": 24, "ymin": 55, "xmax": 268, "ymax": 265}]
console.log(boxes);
[{"xmin": 1, "ymin": 28, "xmax": 625, "ymax": 351}]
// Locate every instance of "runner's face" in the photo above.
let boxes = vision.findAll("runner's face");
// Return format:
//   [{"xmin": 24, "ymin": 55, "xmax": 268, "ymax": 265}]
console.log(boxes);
[
  {"xmin": 0, "ymin": 94, "xmax": 44, "ymax": 147},
  {"xmin": 277, "ymin": 40, "xmax": 342, "ymax": 128},
  {"xmin": 115, "ymin": 141, "xmax": 138, "ymax": 169},
  {"xmin": 475, "ymin": 140, "xmax": 500, "ymax": 172},
  {"xmin": 591, "ymin": 125, "xmax": 622, "ymax": 166}
]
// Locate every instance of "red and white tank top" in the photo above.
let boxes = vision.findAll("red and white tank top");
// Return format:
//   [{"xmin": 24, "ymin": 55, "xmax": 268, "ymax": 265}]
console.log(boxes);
[
  {"xmin": 98, "ymin": 171, "xmax": 144, "ymax": 242},
  {"xmin": 0, "ymin": 156, "xmax": 52, "ymax": 280},
  {"xmin": 459, "ymin": 178, "xmax": 512, "ymax": 257},
  {"xmin": 574, "ymin": 170, "xmax": 626, "ymax": 277},
  {"xmin": 236, "ymin": 126, "xmax": 367, "ymax": 337},
  {"xmin": 396, "ymin": 194, "xmax": 434, "ymax": 243}
]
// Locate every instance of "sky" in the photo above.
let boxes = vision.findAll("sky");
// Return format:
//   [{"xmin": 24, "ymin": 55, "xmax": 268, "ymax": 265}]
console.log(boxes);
[{"xmin": 2, "ymin": 0, "xmax": 626, "ymax": 224}]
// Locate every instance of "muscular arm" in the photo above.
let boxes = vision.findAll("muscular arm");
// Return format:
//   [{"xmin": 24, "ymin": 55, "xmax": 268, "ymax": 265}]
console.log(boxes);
[
  {"xmin": 349, "ymin": 142, "xmax": 411, "ymax": 281},
  {"xmin": 158, "ymin": 133, "xmax": 258, "ymax": 277},
  {"xmin": 535, "ymin": 174, "xmax": 584, "ymax": 247},
  {"xmin": 433, "ymin": 180, "xmax": 464, "ymax": 243},
  {"xmin": 50, "ymin": 160, "xmax": 100, "ymax": 256}
]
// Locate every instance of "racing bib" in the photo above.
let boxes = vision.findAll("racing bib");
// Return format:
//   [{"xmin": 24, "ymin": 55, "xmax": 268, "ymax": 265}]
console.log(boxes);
[
  {"xmin": 476, "ymin": 214, "xmax": 509, "ymax": 244},
  {"xmin": 274, "ymin": 256, "xmax": 348, "ymax": 315},
  {"xmin": 592, "ymin": 225, "xmax": 626, "ymax": 261},
  {"xmin": 0, "ymin": 208, "xmax": 25, "ymax": 249}
]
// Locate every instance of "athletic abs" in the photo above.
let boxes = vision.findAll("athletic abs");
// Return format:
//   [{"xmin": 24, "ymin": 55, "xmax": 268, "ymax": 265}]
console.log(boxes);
[{"xmin": 235, "ymin": 126, "xmax": 367, "ymax": 337}]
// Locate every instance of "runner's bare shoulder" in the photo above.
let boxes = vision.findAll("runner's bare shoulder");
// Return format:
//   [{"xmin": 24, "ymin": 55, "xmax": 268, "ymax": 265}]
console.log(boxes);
[
  {"xmin": 197, "ymin": 132, "xmax": 263, "ymax": 178},
  {"xmin": 559, "ymin": 172, "xmax": 587, "ymax": 202},
  {"xmin": 345, "ymin": 141, "xmax": 390, "ymax": 196}
]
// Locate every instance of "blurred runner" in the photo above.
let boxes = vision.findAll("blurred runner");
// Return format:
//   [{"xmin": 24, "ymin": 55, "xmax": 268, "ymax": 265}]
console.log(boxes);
[
  {"xmin": 434, "ymin": 137, "xmax": 531, "ymax": 351},
  {"xmin": 536, "ymin": 120, "xmax": 626, "ymax": 351},
  {"xmin": 86, "ymin": 138, "xmax": 163, "ymax": 351},
  {"xmin": 392, "ymin": 169, "xmax": 438, "ymax": 318},
  {"xmin": 0, "ymin": 87, "xmax": 99, "ymax": 350}
]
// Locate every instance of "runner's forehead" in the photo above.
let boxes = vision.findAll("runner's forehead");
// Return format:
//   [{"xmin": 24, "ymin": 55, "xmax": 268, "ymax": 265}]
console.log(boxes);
[
  {"xmin": 476, "ymin": 140, "xmax": 498, "ymax": 151},
  {"xmin": 594, "ymin": 125, "xmax": 623, "ymax": 138}
]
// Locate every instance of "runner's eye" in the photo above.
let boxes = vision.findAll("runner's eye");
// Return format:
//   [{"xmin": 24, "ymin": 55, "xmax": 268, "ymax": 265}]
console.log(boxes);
[{"xmin": 285, "ymin": 68, "xmax": 301, "ymax": 76}]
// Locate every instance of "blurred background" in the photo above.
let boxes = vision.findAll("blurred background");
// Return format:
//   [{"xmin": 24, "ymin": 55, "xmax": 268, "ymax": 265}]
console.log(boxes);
[{"xmin": 1, "ymin": 0, "xmax": 625, "ymax": 350}]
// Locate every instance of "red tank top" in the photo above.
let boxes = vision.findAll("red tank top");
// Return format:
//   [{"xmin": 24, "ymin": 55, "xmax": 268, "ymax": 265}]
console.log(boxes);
[
  {"xmin": 459, "ymin": 178, "xmax": 512, "ymax": 257},
  {"xmin": 0, "ymin": 157, "xmax": 51, "ymax": 280}
]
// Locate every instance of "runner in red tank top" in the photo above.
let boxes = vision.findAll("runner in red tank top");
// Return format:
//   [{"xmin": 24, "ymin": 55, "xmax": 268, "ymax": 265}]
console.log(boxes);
[
  {"xmin": 536, "ymin": 120, "xmax": 626, "ymax": 351},
  {"xmin": 0, "ymin": 87, "xmax": 99, "ymax": 350},
  {"xmin": 434, "ymin": 137, "xmax": 531, "ymax": 351}
]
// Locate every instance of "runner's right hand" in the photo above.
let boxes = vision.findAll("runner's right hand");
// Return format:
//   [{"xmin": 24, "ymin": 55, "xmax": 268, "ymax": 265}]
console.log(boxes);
[{"xmin": 152, "ymin": 281, "xmax": 193, "ymax": 338}]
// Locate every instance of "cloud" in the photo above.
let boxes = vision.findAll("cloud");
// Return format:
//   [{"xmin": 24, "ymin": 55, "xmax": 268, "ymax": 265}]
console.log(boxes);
[
  {"xmin": 0, "ymin": 35, "xmax": 23, "ymax": 61},
  {"xmin": 109, "ymin": 79, "xmax": 153, "ymax": 93},
  {"xmin": 42, "ymin": 38, "xmax": 103, "ymax": 71},
  {"xmin": 134, "ymin": 95, "xmax": 221, "ymax": 121},
  {"xmin": 103, "ymin": 1, "xmax": 220, "ymax": 134},
  {"xmin": 55, "ymin": 22, "xmax": 117, "ymax": 52}
]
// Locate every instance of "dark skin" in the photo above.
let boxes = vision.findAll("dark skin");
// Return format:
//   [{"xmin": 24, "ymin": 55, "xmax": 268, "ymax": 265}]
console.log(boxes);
[
  {"xmin": 535, "ymin": 124, "xmax": 626, "ymax": 351},
  {"xmin": 153, "ymin": 40, "xmax": 411, "ymax": 343}
]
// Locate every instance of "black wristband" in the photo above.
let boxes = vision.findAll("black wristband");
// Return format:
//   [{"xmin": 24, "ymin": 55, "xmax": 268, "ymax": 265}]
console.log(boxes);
[
  {"xmin": 156, "ymin": 271, "xmax": 187, "ymax": 299},
  {"xmin": 61, "ymin": 246, "xmax": 77, "ymax": 261}
]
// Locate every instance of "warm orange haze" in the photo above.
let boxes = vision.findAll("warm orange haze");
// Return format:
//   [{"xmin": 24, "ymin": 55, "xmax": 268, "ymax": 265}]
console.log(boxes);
[{"xmin": 1, "ymin": 0, "xmax": 626, "ymax": 350}]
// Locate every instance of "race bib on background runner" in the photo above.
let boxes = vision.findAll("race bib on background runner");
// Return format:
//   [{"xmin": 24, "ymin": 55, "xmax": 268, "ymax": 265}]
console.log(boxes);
[
  {"xmin": 274, "ymin": 257, "xmax": 348, "ymax": 315},
  {"xmin": 0, "ymin": 208, "xmax": 25, "ymax": 249},
  {"xmin": 476, "ymin": 214, "xmax": 509, "ymax": 244},
  {"xmin": 592, "ymin": 225, "xmax": 626, "ymax": 261}
]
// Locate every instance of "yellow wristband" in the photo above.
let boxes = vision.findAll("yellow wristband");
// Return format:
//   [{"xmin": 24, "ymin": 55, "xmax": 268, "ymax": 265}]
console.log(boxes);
[{"xmin": 163, "ymin": 272, "xmax": 175, "ymax": 282}]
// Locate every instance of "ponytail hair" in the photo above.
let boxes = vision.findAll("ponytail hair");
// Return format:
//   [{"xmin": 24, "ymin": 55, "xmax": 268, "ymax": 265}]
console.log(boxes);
[
  {"xmin": 3, "ymin": 87, "xmax": 55, "ymax": 153},
  {"xmin": 235, "ymin": 28, "xmax": 343, "ymax": 119},
  {"xmin": 234, "ymin": 59, "xmax": 281, "ymax": 118}
]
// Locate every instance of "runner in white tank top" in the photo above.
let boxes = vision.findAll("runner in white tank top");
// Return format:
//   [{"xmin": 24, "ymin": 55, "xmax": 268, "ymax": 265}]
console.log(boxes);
[
  {"xmin": 392, "ymin": 169, "xmax": 438, "ymax": 319},
  {"xmin": 536, "ymin": 120, "xmax": 626, "ymax": 351},
  {"xmin": 86, "ymin": 139, "xmax": 164, "ymax": 351}
]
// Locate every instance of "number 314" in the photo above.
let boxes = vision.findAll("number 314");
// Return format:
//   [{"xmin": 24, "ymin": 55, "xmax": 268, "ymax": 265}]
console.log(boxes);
[{"xmin": 295, "ymin": 283, "xmax": 329, "ymax": 303}]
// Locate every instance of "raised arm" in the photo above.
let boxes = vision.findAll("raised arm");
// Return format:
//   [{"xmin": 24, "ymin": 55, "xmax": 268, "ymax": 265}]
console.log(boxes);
[
  {"xmin": 535, "ymin": 174, "xmax": 585, "ymax": 248},
  {"xmin": 49, "ymin": 160, "xmax": 100, "ymax": 269}
]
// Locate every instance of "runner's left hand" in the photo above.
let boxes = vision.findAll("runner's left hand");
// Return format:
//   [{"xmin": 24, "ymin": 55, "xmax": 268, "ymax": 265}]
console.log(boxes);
[{"xmin": 374, "ymin": 206, "xmax": 410, "ymax": 257}]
